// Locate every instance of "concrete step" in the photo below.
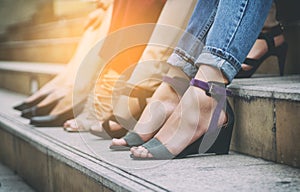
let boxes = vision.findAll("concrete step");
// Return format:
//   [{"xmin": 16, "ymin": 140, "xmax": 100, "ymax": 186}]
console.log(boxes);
[
  {"xmin": 0, "ymin": 88, "xmax": 299, "ymax": 192},
  {"xmin": 2, "ymin": 18, "xmax": 85, "ymax": 42},
  {"xmin": 0, "ymin": 61, "xmax": 64, "ymax": 95},
  {"xmin": 0, "ymin": 61, "xmax": 299, "ymax": 168},
  {"xmin": 0, "ymin": 38, "xmax": 79, "ymax": 63},
  {"xmin": 229, "ymin": 75, "xmax": 300, "ymax": 167}
]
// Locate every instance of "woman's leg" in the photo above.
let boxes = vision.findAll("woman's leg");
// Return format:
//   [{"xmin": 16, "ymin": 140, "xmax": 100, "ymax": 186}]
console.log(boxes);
[
  {"xmin": 63, "ymin": 0, "xmax": 166, "ymax": 130},
  {"xmin": 131, "ymin": 0, "xmax": 273, "ymax": 159},
  {"xmin": 111, "ymin": 66, "xmax": 189, "ymax": 146},
  {"xmin": 128, "ymin": 0, "xmax": 220, "ymax": 155},
  {"xmin": 110, "ymin": 0, "xmax": 198, "ymax": 146},
  {"xmin": 241, "ymin": 2, "xmax": 286, "ymax": 73}
]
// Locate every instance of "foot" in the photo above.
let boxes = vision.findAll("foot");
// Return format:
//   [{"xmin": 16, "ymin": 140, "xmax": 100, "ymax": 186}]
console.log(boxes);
[
  {"xmin": 63, "ymin": 117, "xmax": 97, "ymax": 132},
  {"xmin": 130, "ymin": 65, "xmax": 228, "ymax": 159},
  {"xmin": 64, "ymin": 118, "xmax": 77, "ymax": 128},
  {"xmin": 110, "ymin": 81, "xmax": 181, "ymax": 148},
  {"xmin": 63, "ymin": 119, "xmax": 84, "ymax": 132},
  {"xmin": 90, "ymin": 120, "xmax": 122, "ymax": 139}
]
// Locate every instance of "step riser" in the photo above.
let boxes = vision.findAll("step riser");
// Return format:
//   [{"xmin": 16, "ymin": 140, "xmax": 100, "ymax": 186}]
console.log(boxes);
[
  {"xmin": 230, "ymin": 96, "xmax": 300, "ymax": 167},
  {"xmin": 0, "ymin": 70, "xmax": 55, "ymax": 95},
  {"xmin": 0, "ymin": 128, "xmax": 113, "ymax": 192},
  {"xmin": 0, "ymin": 40, "xmax": 78, "ymax": 63},
  {"xmin": 4, "ymin": 19, "xmax": 85, "ymax": 41}
]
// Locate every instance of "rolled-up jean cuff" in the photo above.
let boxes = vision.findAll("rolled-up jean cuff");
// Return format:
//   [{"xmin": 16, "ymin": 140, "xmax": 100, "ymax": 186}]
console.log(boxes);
[
  {"xmin": 195, "ymin": 52, "xmax": 240, "ymax": 83},
  {"xmin": 167, "ymin": 52, "xmax": 198, "ymax": 78}
]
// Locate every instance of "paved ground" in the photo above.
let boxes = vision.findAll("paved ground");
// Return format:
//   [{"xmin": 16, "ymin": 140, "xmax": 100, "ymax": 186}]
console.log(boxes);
[{"xmin": 0, "ymin": 163, "xmax": 35, "ymax": 192}]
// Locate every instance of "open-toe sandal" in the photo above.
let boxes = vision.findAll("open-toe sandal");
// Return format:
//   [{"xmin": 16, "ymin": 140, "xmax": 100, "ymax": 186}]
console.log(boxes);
[
  {"xmin": 90, "ymin": 84, "xmax": 153, "ymax": 139},
  {"xmin": 131, "ymin": 78, "xmax": 234, "ymax": 160},
  {"xmin": 110, "ymin": 75, "xmax": 190, "ymax": 151}
]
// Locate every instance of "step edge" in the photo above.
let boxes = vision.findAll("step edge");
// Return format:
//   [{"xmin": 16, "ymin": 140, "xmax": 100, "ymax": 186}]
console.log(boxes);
[
  {"xmin": 0, "ymin": 61, "xmax": 65, "ymax": 75},
  {"xmin": 230, "ymin": 75, "xmax": 300, "ymax": 102},
  {"xmin": 0, "ymin": 112, "xmax": 168, "ymax": 192},
  {"xmin": 8, "ymin": 17, "xmax": 86, "ymax": 32},
  {"xmin": 0, "ymin": 37, "xmax": 80, "ymax": 48}
]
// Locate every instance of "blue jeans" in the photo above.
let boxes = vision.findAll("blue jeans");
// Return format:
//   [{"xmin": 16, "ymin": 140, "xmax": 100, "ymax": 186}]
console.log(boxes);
[{"xmin": 167, "ymin": 0, "xmax": 273, "ymax": 83}]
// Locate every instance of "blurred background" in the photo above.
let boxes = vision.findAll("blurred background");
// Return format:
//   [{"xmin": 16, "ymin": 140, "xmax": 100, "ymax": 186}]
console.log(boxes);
[
  {"xmin": 0, "ymin": 0, "xmax": 98, "ymax": 95},
  {"xmin": 0, "ymin": 0, "xmax": 299, "ymax": 95},
  {"xmin": 0, "ymin": 0, "xmax": 98, "ymax": 63}
]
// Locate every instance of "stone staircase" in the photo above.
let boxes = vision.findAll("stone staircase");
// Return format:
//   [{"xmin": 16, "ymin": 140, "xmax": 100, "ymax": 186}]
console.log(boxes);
[
  {"xmin": 0, "ymin": 1, "xmax": 299, "ymax": 191},
  {"xmin": 0, "ymin": 18, "xmax": 85, "ymax": 63},
  {"xmin": 0, "ymin": 80, "xmax": 299, "ymax": 191},
  {"xmin": 229, "ymin": 75, "xmax": 300, "ymax": 167},
  {"xmin": 0, "ymin": 0, "xmax": 95, "ymax": 64},
  {"xmin": 0, "ymin": 0, "xmax": 96, "ymax": 94},
  {"xmin": 0, "ymin": 61, "xmax": 64, "ymax": 95}
]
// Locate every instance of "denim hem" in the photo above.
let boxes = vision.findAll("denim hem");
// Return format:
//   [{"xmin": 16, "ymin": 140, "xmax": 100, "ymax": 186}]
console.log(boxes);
[
  {"xmin": 195, "ymin": 46, "xmax": 241, "ymax": 82},
  {"xmin": 167, "ymin": 51, "xmax": 198, "ymax": 78}
]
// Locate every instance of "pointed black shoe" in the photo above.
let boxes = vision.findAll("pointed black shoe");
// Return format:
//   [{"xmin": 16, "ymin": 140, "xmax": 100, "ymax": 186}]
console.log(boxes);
[
  {"xmin": 14, "ymin": 94, "xmax": 49, "ymax": 111},
  {"xmin": 21, "ymin": 99, "xmax": 60, "ymax": 119},
  {"xmin": 30, "ymin": 109, "xmax": 74, "ymax": 127}
]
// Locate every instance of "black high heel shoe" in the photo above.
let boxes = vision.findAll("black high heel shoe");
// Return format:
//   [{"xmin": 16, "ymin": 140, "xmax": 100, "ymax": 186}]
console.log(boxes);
[
  {"xmin": 21, "ymin": 99, "xmax": 60, "ymax": 119},
  {"xmin": 30, "ymin": 101, "xmax": 85, "ymax": 127},
  {"xmin": 30, "ymin": 109, "xmax": 74, "ymax": 127},
  {"xmin": 236, "ymin": 24, "xmax": 288, "ymax": 78},
  {"xmin": 130, "ymin": 79, "xmax": 234, "ymax": 160},
  {"xmin": 13, "ymin": 93, "xmax": 49, "ymax": 111}
]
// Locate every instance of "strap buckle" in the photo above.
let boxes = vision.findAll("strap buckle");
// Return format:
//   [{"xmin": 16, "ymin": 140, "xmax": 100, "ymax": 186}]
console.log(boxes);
[{"xmin": 207, "ymin": 82, "xmax": 232, "ymax": 97}]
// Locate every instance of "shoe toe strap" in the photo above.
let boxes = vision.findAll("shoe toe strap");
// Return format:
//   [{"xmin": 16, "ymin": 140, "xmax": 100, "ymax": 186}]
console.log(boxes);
[
  {"xmin": 142, "ymin": 138, "xmax": 175, "ymax": 159},
  {"xmin": 123, "ymin": 131, "xmax": 144, "ymax": 146}
]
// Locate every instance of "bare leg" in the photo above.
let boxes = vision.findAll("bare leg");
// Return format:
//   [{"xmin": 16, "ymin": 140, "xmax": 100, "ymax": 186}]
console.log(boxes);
[
  {"xmin": 111, "ymin": 66, "xmax": 188, "ymax": 146},
  {"xmin": 131, "ymin": 65, "xmax": 228, "ymax": 158}
]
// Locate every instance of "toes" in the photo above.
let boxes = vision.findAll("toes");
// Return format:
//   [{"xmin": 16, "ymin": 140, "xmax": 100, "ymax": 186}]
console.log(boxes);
[
  {"xmin": 130, "ymin": 146, "xmax": 138, "ymax": 154},
  {"xmin": 63, "ymin": 119, "xmax": 73, "ymax": 128},
  {"xmin": 131, "ymin": 147, "xmax": 143, "ymax": 158},
  {"xmin": 69, "ymin": 121, "xmax": 78, "ymax": 129},
  {"xmin": 64, "ymin": 120, "xmax": 79, "ymax": 131},
  {"xmin": 130, "ymin": 146, "xmax": 153, "ymax": 158},
  {"xmin": 111, "ymin": 138, "xmax": 127, "ymax": 146},
  {"xmin": 140, "ymin": 148, "xmax": 150, "ymax": 158},
  {"xmin": 63, "ymin": 121, "xmax": 69, "ymax": 128}
]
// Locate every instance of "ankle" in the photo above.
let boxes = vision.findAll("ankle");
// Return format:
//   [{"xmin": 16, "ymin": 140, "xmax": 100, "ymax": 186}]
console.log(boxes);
[
  {"xmin": 150, "ymin": 82, "xmax": 180, "ymax": 110},
  {"xmin": 274, "ymin": 34, "xmax": 285, "ymax": 47},
  {"xmin": 195, "ymin": 65, "xmax": 228, "ymax": 85}
]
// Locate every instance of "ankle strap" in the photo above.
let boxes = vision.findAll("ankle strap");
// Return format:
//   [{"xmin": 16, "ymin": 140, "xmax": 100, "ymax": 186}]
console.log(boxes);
[
  {"xmin": 190, "ymin": 78, "xmax": 232, "ymax": 97},
  {"xmin": 190, "ymin": 78, "xmax": 230, "ymax": 137},
  {"xmin": 258, "ymin": 24, "xmax": 284, "ymax": 53},
  {"xmin": 163, "ymin": 76, "xmax": 190, "ymax": 96}
]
